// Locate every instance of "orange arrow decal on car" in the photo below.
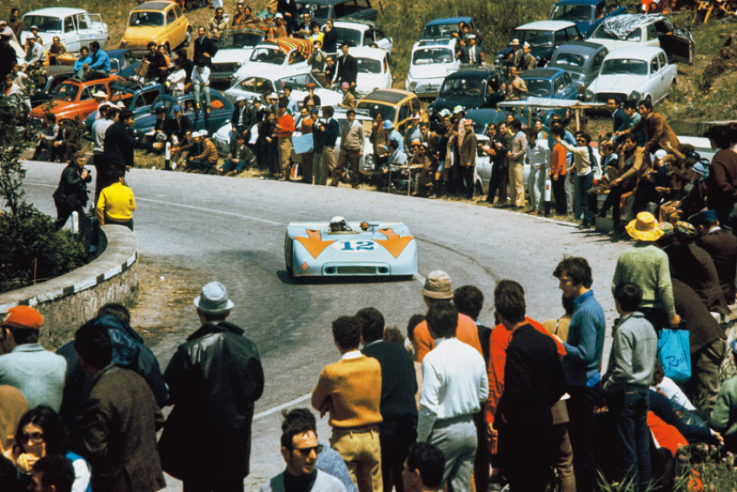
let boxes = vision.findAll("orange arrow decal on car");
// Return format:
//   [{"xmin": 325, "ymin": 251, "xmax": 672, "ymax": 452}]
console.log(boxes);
[
  {"xmin": 375, "ymin": 229, "xmax": 414, "ymax": 259},
  {"xmin": 295, "ymin": 230, "xmax": 336, "ymax": 259}
]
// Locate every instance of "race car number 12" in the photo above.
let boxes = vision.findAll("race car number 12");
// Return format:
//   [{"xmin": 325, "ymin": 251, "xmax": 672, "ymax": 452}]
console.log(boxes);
[{"xmin": 334, "ymin": 240, "xmax": 375, "ymax": 252}]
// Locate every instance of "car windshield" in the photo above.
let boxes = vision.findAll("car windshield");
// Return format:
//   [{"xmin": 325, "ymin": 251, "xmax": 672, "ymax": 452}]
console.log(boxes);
[
  {"xmin": 250, "ymin": 47, "xmax": 286, "ymax": 65},
  {"xmin": 412, "ymin": 47, "xmax": 454, "ymax": 65},
  {"xmin": 333, "ymin": 27, "xmax": 363, "ymax": 47},
  {"xmin": 422, "ymin": 22, "xmax": 458, "ymax": 39},
  {"xmin": 129, "ymin": 11, "xmax": 165, "ymax": 27},
  {"xmin": 592, "ymin": 25, "xmax": 642, "ymax": 42},
  {"xmin": 23, "ymin": 16, "xmax": 62, "ymax": 32},
  {"xmin": 356, "ymin": 58, "xmax": 381, "ymax": 74},
  {"xmin": 550, "ymin": 4, "xmax": 595, "ymax": 22},
  {"xmin": 240, "ymin": 77, "xmax": 274, "ymax": 94},
  {"xmin": 601, "ymin": 59, "xmax": 647, "ymax": 75},
  {"xmin": 219, "ymin": 32, "xmax": 263, "ymax": 49},
  {"xmin": 523, "ymin": 78, "xmax": 553, "ymax": 97},
  {"xmin": 551, "ymin": 53, "xmax": 586, "ymax": 72},
  {"xmin": 439, "ymin": 78, "xmax": 484, "ymax": 96},
  {"xmin": 356, "ymin": 102, "xmax": 396, "ymax": 123},
  {"xmin": 54, "ymin": 83, "xmax": 79, "ymax": 101},
  {"xmin": 511, "ymin": 29, "xmax": 554, "ymax": 48}
]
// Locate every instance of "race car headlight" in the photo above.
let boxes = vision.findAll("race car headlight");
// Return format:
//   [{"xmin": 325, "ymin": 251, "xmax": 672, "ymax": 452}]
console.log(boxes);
[{"xmin": 629, "ymin": 91, "xmax": 641, "ymax": 101}]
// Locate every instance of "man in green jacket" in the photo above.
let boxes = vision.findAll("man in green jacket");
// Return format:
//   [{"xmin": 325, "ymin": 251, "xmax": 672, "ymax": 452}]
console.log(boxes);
[{"xmin": 709, "ymin": 340, "xmax": 737, "ymax": 452}]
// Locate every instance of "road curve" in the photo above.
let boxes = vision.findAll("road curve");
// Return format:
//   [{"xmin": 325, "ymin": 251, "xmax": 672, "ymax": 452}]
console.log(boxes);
[{"xmin": 22, "ymin": 161, "xmax": 628, "ymax": 490}]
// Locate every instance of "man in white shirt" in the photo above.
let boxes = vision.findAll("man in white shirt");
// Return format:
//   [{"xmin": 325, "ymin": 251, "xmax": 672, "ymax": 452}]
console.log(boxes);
[
  {"xmin": 556, "ymin": 131, "xmax": 595, "ymax": 228},
  {"xmin": 192, "ymin": 59, "xmax": 212, "ymax": 113},
  {"xmin": 92, "ymin": 106, "xmax": 117, "ymax": 203},
  {"xmin": 525, "ymin": 128, "xmax": 551, "ymax": 215},
  {"xmin": 418, "ymin": 302, "xmax": 488, "ymax": 492}
]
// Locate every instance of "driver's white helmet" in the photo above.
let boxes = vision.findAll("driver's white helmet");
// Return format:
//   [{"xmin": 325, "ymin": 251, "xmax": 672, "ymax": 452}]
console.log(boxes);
[{"xmin": 330, "ymin": 216, "xmax": 347, "ymax": 231}]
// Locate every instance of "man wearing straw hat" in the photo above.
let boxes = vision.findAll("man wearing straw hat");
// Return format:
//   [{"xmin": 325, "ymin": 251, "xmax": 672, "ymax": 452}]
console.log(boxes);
[
  {"xmin": 160, "ymin": 281, "xmax": 264, "ymax": 492},
  {"xmin": 612, "ymin": 212, "xmax": 680, "ymax": 330}
]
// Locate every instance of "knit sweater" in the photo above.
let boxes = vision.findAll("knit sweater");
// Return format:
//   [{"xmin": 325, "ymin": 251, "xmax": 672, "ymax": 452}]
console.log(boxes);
[
  {"xmin": 562, "ymin": 290, "xmax": 606, "ymax": 388},
  {"xmin": 612, "ymin": 243, "xmax": 676, "ymax": 319},
  {"xmin": 413, "ymin": 313, "xmax": 482, "ymax": 363},
  {"xmin": 709, "ymin": 376, "xmax": 737, "ymax": 440},
  {"xmin": 0, "ymin": 344, "xmax": 67, "ymax": 412},
  {"xmin": 602, "ymin": 312, "xmax": 658, "ymax": 394},
  {"xmin": 311, "ymin": 354, "xmax": 383, "ymax": 429}
]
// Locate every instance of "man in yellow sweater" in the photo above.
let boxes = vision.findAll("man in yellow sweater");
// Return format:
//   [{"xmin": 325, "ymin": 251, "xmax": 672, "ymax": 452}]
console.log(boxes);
[
  {"xmin": 312, "ymin": 316, "xmax": 383, "ymax": 492},
  {"xmin": 96, "ymin": 172, "xmax": 136, "ymax": 230}
]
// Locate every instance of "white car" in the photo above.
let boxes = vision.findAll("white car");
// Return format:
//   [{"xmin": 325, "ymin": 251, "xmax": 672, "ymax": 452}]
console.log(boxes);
[
  {"xmin": 322, "ymin": 20, "xmax": 393, "ymax": 54},
  {"xmin": 405, "ymin": 38, "xmax": 460, "ymax": 99},
  {"xmin": 585, "ymin": 46, "xmax": 676, "ymax": 106},
  {"xmin": 224, "ymin": 70, "xmax": 343, "ymax": 107},
  {"xmin": 349, "ymin": 47, "xmax": 393, "ymax": 97},
  {"xmin": 588, "ymin": 14, "xmax": 693, "ymax": 64},
  {"xmin": 231, "ymin": 38, "xmax": 312, "ymax": 83},
  {"xmin": 210, "ymin": 28, "xmax": 267, "ymax": 84},
  {"xmin": 21, "ymin": 8, "xmax": 108, "ymax": 52}
]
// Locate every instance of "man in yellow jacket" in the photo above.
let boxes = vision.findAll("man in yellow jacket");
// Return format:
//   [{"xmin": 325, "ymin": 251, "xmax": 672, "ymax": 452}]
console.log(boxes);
[{"xmin": 96, "ymin": 171, "xmax": 136, "ymax": 230}]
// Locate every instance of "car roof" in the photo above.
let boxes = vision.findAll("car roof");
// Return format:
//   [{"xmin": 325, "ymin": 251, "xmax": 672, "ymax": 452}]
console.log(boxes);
[
  {"xmin": 603, "ymin": 13, "xmax": 664, "ymax": 28},
  {"xmin": 62, "ymin": 76, "xmax": 117, "ymax": 87},
  {"xmin": 24, "ymin": 8, "xmax": 88, "ymax": 17},
  {"xmin": 516, "ymin": 20, "xmax": 576, "ymax": 30},
  {"xmin": 333, "ymin": 20, "xmax": 370, "ymax": 31},
  {"xmin": 521, "ymin": 68, "xmax": 564, "ymax": 79},
  {"xmin": 554, "ymin": 0, "xmax": 603, "ymax": 6},
  {"xmin": 554, "ymin": 41, "xmax": 607, "ymax": 54},
  {"xmin": 425, "ymin": 17, "xmax": 473, "ymax": 27},
  {"xmin": 603, "ymin": 46, "xmax": 665, "ymax": 60},
  {"xmin": 349, "ymin": 46, "xmax": 387, "ymax": 60},
  {"xmin": 133, "ymin": 1, "xmax": 176, "ymax": 11},
  {"xmin": 360, "ymin": 89, "xmax": 414, "ymax": 104},
  {"xmin": 412, "ymin": 38, "xmax": 456, "ymax": 50},
  {"xmin": 446, "ymin": 67, "xmax": 499, "ymax": 79}
]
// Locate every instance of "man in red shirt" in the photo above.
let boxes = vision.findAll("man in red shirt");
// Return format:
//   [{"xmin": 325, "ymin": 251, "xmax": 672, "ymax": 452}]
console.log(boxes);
[{"xmin": 276, "ymin": 99, "xmax": 295, "ymax": 181}]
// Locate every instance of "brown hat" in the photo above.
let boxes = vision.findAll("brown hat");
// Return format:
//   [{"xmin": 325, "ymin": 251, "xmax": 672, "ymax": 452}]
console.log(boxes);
[
  {"xmin": 422, "ymin": 270, "xmax": 453, "ymax": 300},
  {"xmin": 2, "ymin": 306, "xmax": 44, "ymax": 330}
]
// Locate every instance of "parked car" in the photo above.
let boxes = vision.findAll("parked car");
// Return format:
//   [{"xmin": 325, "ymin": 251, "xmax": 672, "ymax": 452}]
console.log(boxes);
[
  {"xmin": 588, "ymin": 14, "xmax": 693, "ymax": 64},
  {"xmin": 350, "ymin": 47, "xmax": 393, "ymax": 96},
  {"xmin": 132, "ymin": 90, "xmax": 233, "ymax": 136},
  {"xmin": 21, "ymin": 8, "xmax": 108, "ymax": 52},
  {"xmin": 421, "ymin": 17, "xmax": 477, "ymax": 41},
  {"xmin": 495, "ymin": 20, "xmax": 583, "ymax": 68},
  {"xmin": 296, "ymin": 0, "xmax": 378, "ymax": 23},
  {"xmin": 356, "ymin": 89, "xmax": 422, "ymax": 134},
  {"xmin": 474, "ymin": 133, "xmax": 532, "ymax": 197},
  {"xmin": 405, "ymin": 38, "xmax": 460, "ymax": 98},
  {"xmin": 427, "ymin": 67, "xmax": 506, "ymax": 114},
  {"xmin": 231, "ymin": 38, "xmax": 312, "ymax": 82},
  {"xmin": 322, "ymin": 20, "xmax": 392, "ymax": 54},
  {"xmin": 520, "ymin": 68, "xmax": 579, "ymax": 100},
  {"xmin": 120, "ymin": 1, "xmax": 192, "ymax": 57},
  {"xmin": 584, "ymin": 46, "xmax": 676, "ymax": 105},
  {"xmin": 84, "ymin": 81, "xmax": 165, "ymax": 134},
  {"xmin": 210, "ymin": 25, "xmax": 270, "ymax": 85},
  {"xmin": 548, "ymin": 41, "xmax": 608, "ymax": 90},
  {"xmin": 225, "ymin": 70, "xmax": 342, "ymax": 107},
  {"xmin": 549, "ymin": 0, "xmax": 626, "ymax": 38},
  {"xmin": 30, "ymin": 67, "xmax": 77, "ymax": 108},
  {"xmin": 29, "ymin": 76, "xmax": 122, "ymax": 122},
  {"xmin": 463, "ymin": 108, "xmax": 508, "ymax": 135}
]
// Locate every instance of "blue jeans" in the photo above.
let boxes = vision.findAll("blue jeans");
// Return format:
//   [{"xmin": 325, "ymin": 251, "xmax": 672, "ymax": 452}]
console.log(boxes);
[
  {"xmin": 575, "ymin": 172, "xmax": 594, "ymax": 225},
  {"xmin": 220, "ymin": 159, "xmax": 247, "ymax": 174},
  {"xmin": 528, "ymin": 166, "xmax": 547, "ymax": 212},
  {"xmin": 609, "ymin": 391, "xmax": 652, "ymax": 492},
  {"xmin": 193, "ymin": 82, "xmax": 211, "ymax": 107}
]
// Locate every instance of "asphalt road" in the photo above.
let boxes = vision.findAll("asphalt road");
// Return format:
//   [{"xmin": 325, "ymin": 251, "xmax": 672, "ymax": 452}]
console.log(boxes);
[{"xmin": 22, "ymin": 161, "xmax": 630, "ymax": 490}]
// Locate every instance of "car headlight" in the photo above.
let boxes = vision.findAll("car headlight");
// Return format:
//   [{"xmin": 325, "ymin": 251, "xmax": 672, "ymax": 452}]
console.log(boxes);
[
  {"xmin": 629, "ymin": 91, "xmax": 641, "ymax": 101},
  {"xmin": 584, "ymin": 90, "xmax": 593, "ymax": 101}
]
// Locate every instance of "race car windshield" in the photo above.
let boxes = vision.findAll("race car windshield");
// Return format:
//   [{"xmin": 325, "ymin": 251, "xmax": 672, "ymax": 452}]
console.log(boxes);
[
  {"xmin": 219, "ymin": 32, "xmax": 263, "ymax": 48},
  {"xmin": 129, "ymin": 12, "xmax": 165, "ymax": 27},
  {"xmin": 511, "ymin": 30, "xmax": 553, "ymax": 48},
  {"xmin": 412, "ymin": 48, "xmax": 454, "ymax": 65},
  {"xmin": 333, "ymin": 27, "xmax": 362, "ymax": 47},
  {"xmin": 523, "ymin": 78, "xmax": 553, "ymax": 97},
  {"xmin": 356, "ymin": 58, "xmax": 381, "ymax": 74},
  {"xmin": 23, "ymin": 16, "xmax": 62, "ymax": 32},
  {"xmin": 550, "ymin": 4, "xmax": 595, "ymax": 22},
  {"xmin": 356, "ymin": 102, "xmax": 396, "ymax": 123},
  {"xmin": 422, "ymin": 23, "xmax": 458, "ymax": 39},
  {"xmin": 250, "ymin": 47, "xmax": 286, "ymax": 65},
  {"xmin": 54, "ymin": 84, "xmax": 80, "ymax": 101},
  {"xmin": 439, "ymin": 78, "xmax": 484, "ymax": 96},
  {"xmin": 601, "ymin": 59, "xmax": 647, "ymax": 76},
  {"xmin": 551, "ymin": 53, "xmax": 586, "ymax": 72}
]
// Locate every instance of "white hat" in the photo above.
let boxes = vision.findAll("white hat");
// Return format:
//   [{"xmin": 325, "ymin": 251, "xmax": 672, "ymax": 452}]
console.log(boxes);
[
  {"xmin": 199, "ymin": 129, "xmax": 208, "ymax": 137},
  {"xmin": 116, "ymin": 101, "xmax": 126, "ymax": 108},
  {"xmin": 92, "ymin": 91, "xmax": 108, "ymax": 99},
  {"xmin": 275, "ymin": 13, "xmax": 283, "ymax": 18},
  {"xmin": 269, "ymin": 92, "xmax": 278, "ymax": 99},
  {"xmin": 192, "ymin": 131, "xmax": 201, "ymax": 138},
  {"xmin": 0, "ymin": 27, "xmax": 13, "ymax": 38},
  {"xmin": 236, "ymin": 96, "xmax": 246, "ymax": 102},
  {"xmin": 654, "ymin": 149, "xmax": 668, "ymax": 160},
  {"xmin": 523, "ymin": 41, "xmax": 531, "ymax": 48},
  {"xmin": 194, "ymin": 281, "xmax": 235, "ymax": 315},
  {"xmin": 510, "ymin": 38, "xmax": 520, "ymax": 46}
]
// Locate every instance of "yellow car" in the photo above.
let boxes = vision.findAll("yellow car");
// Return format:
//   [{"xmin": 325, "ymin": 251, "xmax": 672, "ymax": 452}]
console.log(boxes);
[
  {"xmin": 356, "ymin": 89, "xmax": 423, "ymax": 134},
  {"xmin": 120, "ymin": 1, "xmax": 191, "ymax": 57}
]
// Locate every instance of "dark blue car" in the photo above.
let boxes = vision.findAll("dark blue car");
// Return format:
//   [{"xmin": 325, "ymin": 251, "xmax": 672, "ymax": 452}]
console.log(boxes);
[
  {"xmin": 132, "ymin": 90, "xmax": 233, "ymax": 136},
  {"xmin": 427, "ymin": 67, "xmax": 506, "ymax": 114},
  {"xmin": 549, "ymin": 0, "xmax": 626, "ymax": 38},
  {"xmin": 494, "ymin": 20, "xmax": 583, "ymax": 69},
  {"xmin": 520, "ymin": 68, "xmax": 579, "ymax": 100}
]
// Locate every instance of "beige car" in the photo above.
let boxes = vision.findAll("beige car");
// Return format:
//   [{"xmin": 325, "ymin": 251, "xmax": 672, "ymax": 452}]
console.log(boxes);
[{"xmin": 120, "ymin": 1, "xmax": 191, "ymax": 57}]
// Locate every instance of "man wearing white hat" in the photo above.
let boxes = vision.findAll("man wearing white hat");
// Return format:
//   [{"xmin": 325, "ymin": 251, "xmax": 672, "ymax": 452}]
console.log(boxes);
[
  {"xmin": 161, "ymin": 281, "xmax": 264, "ymax": 492},
  {"xmin": 521, "ymin": 42, "xmax": 537, "ymax": 71},
  {"xmin": 456, "ymin": 34, "xmax": 482, "ymax": 65},
  {"xmin": 504, "ymin": 39, "xmax": 522, "ymax": 73}
]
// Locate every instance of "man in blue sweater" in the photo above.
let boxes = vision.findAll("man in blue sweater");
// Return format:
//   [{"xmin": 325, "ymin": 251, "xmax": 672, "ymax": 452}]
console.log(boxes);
[{"xmin": 553, "ymin": 257, "xmax": 606, "ymax": 492}]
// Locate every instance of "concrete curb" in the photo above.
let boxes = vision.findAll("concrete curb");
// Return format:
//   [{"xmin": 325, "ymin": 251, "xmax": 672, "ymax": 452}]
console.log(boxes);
[{"xmin": 0, "ymin": 225, "xmax": 139, "ymax": 348}]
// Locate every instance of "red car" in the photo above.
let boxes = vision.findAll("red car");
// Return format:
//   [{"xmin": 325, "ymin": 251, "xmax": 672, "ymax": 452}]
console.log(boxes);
[{"xmin": 30, "ymin": 76, "xmax": 123, "ymax": 122}]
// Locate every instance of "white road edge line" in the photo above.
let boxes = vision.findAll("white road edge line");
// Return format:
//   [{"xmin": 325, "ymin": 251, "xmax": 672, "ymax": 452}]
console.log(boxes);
[
  {"xmin": 254, "ymin": 393, "xmax": 312, "ymax": 420},
  {"xmin": 137, "ymin": 198, "xmax": 284, "ymax": 226}
]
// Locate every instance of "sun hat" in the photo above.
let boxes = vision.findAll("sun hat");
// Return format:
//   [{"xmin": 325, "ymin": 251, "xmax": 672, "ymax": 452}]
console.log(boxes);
[
  {"xmin": 116, "ymin": 102, "xmax": 126, "ymax": 109},
  {"xmin": 453, "ymin": 106, "xmax": 464, "ymax": 114},
  {"xmin": 0, "ymin": 28, "xmax": 12, "ymax": 38},
  {"xmin": 269, "ymin": 92, "xmax": 278, "ymax": 99},
  {"xmin": 659, "ymin": 221, "xmax": 674, "ymax": 237},
  {"xmin": 92, "ymin": 91, "xmax": 107, "ymax": 99},
  {"xmin": 275, "ymin": 13, "xmax": 283, "ymax": 18},
  {"xmin": 422, "ymin": 270, "xmax": 453, "ymax": 300},
  {"xmin": 675, "ymin": 221, "xmax": 696, "ymax": 237},
  {"xmin": 2, "ymin": 306, "xmax": 44, "ymax": 330},
  {"xmin": 523, "ymin": 41, "xmax": 530, "ymax": 48},
  {"xmin": 439, "ymin": 109, "xmax": 452, "ymax": 117},
  {"xmin": 411, "ymin": 139, "xmax": 422, "ymax": 147},
  {"xmin": 30, "ymin": 25, "xmax": 38, "ymax": 31},
  {"xmin": 465, "ymin": 33, "xmax": 476, "ymax": 40},
  {"xmin": 194, "ymin": 281, "xmax": 235, "ymax": 315},
  {"xmin": 510, "ymin": 38, "xmax": 520, "ymax": 46},
  {"xmin": 626, "ymin": 212, "xmax": 664, "ymax": 242},
  {"xmin": 382, "ymin": 120, "xmax": 393, "ymax": 130},
  {"xmin": 199, "ymin": 129, "xmax": 208, "ymax": 137}
]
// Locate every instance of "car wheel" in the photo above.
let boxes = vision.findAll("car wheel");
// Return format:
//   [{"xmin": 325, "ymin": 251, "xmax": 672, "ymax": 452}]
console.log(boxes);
[{"xmin": 185, "ymin": 27, "xmax": 192, "ymax": 47}]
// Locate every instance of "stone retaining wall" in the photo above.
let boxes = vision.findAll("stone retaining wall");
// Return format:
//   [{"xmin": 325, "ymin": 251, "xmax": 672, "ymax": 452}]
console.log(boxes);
[{"xmin": 0, "ymin": 226, "xmax": 138, "ymax": 349}]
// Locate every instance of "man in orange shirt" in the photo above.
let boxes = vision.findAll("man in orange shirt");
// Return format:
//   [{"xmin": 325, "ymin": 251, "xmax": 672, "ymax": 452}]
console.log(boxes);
[
  {"xmin": 412, "ymin": 270, "xmax": 482, "ymax": 363},
  {"xmin": 276, "ymin": 99, "xmax": 295, "ymax": 181},
  {"xmin": 550, "ymin": 126, "xmax": 568, "ymax": 215}
]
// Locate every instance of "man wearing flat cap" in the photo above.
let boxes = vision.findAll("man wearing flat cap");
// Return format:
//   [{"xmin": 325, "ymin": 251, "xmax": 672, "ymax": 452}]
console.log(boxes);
[
  {"xmin": 0, "ymin": 306, "xmax": 67, "ymax": 411},
  {"xmin": 160, "ymin": 281, "xmax": 264, "ymax": 492}
]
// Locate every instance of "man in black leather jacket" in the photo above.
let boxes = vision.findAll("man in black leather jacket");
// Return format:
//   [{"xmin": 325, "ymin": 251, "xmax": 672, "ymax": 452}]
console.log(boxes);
[{"xmin": 159, "ymin": 281, "xmax": 264, "ymax": 492}]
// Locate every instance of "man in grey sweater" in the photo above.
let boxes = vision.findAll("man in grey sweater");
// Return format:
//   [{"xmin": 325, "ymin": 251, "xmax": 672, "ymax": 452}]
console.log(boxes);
[
  {"xmin": 333, "ymin": 109, "xmax": 365, "ymax": 189},
  {"xmin": 603, "ymin": 282, "xmax": 658, "ymax": 492}
]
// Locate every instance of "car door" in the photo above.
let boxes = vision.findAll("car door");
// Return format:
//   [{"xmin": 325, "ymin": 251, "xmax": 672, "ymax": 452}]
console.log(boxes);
[
  {"xmin": 133, "ymin": 86, "xmax": 163, "ymax": 110},
  {"xmin": 587, "ymin": 49, "xmax": 606, "ymax": 88},
  {"xmin": 654, "ymin": 19, "xmax": 693, "ymax": 65},
  {"xmin": 475, "ymin": 138, "xmax": 492, "ymax": 192},
  {"xmin": 60, "ymin": 16, "xmax": 80, "ymax": 53},
  {"xmin": 648, "ymin": 54, "xmax": 662, "ymax": 101},
  {"xmin": 382, "ymin": 53, "xmax": 392, "ymax": 88},
  {"xmin": 81, "ymin": 13, "xmax": 107, "ymax": 49},
  {"xmin": 79, "ymin": 83, "xmax": 108, "ymax": 119},
  {"xmin": 287, "ymin": 49, "xmax": 310, "ymax": 72},
  {"xmin": 374, "ymin": 27, "xmax": 392, "ymax": 52},
  {"xmin": 75, "ymin": 14, "xmax": 97, "ymax": 50}
]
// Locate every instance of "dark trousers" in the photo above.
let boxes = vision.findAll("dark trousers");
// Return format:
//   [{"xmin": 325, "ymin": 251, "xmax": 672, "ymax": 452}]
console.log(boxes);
[
  {"xmin": 92, "ymin": 152, "xmax": 110, "ymax": 206},
  {"xmin": 600, "ymin": 180, "xmax": 635, "ymax": 226},
  {"xmin": 608, "ymin": 391, "xmax": 652, "ymax": 492},
  {"xmin": 498, "ymin": 410, "xmax": 554, "ymax": 492},
  {"xmin": 380, "ymin": 415, "xmax": 417, "ymax": 492},
  {"xmin": 182, "ymin": 477, "xmax": 243, "ymax": 492},
  {"xmin": 334, "ymin": 148, "xmax": 361, "ymax": 187},
  {"xmin": 462, "ymin": 165, "xmax": 475, "ymax": 199},
  {"xmin": 632, "ymin": 180, "xmax": 657, "ymax": 217},
  {"xmin": 220, "ymin": 159, "xmax": 248, "ymax": 174},
  {"xmin": 267, "ymin": 142, "xmax": 278, "ymax": 175},
  {"xmin": 189, "ymin": 159, "xmax": 215, "ymax": 173},
  {"xmin": 486, "ymin": 162, "xmax": 508, "ymax": 204},
  {"xmin": 639, "ymin": 306, "xmax": 668, "ymax": 331},
  {"xmin": 576, "ymin": 173, "xmax": 594, "ymax": 225},
  {"xmin": 552, "ymin": 175, "xmax": 567, "ymax": 214},
  {"xmin": 567, "ymin": 383, "xmax": 603, "ymax": 492},
  {"xmin": 56, "ymin": 203, "xmax": 89, "ymax": 235},
  {"xmin": 472, "ymin": 410, "xmax": 490, "ymax": 492}
]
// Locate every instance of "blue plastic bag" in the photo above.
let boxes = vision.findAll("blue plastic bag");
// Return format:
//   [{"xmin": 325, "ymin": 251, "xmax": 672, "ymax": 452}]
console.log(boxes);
[{"xmin": 657, "ymin": 329, "xmax": 691, "ymax": 384}]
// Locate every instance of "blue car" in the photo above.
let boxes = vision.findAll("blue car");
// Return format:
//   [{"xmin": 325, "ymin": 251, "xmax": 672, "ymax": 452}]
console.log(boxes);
[
  {"xmin": 84, "ymin": 81, "xmax": 165, "ymax": 136},
  {"xmin": 521, "ymin": 68, "xmax": 579, "ymax": 100},
  {"xmin": 422, "ymin": 17, "xmax": 478, "ymax": 41},
  {"xmin": 132, "ymin": 90, "xmax": 233, "ymax": 136},
  {"xmin": 549, "ymin": 0, "xmax": 626, "ymax": 39},
  {"xmin": 285, "ymin": 219, "xmax": 417, "ymax": 278}
]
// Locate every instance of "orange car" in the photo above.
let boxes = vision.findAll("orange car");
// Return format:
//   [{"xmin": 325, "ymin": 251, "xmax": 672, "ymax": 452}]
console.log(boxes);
[{"xmin": 30, "ymin": 76, "xmax": 123, "ymax": 122}]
